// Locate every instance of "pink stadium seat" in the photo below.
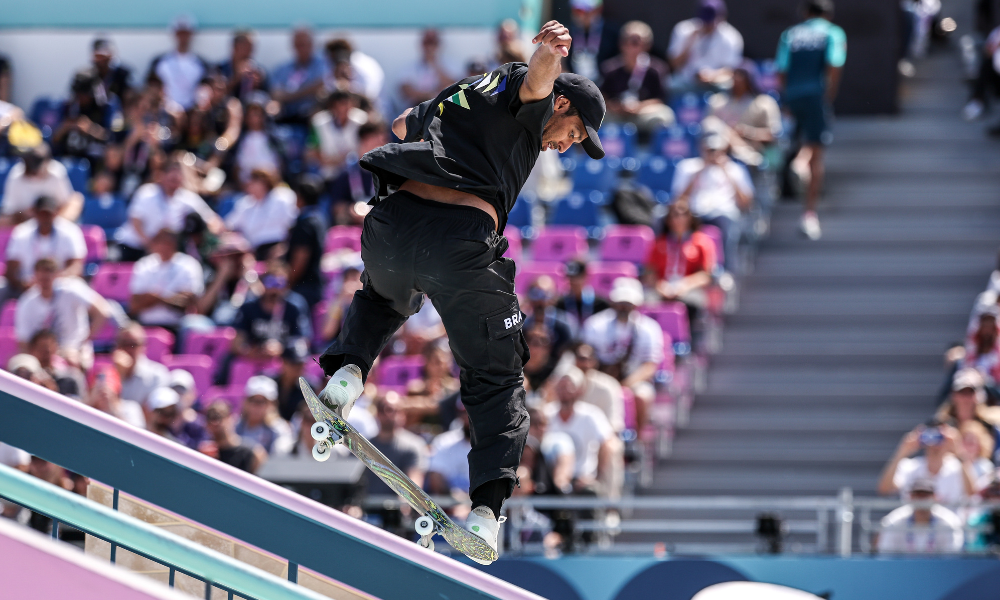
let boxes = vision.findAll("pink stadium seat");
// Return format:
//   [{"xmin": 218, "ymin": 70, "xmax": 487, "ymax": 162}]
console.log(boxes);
[
  {"xmin": 622, "ymin": 386, "xmax": 637, "ymax": 430},
  {"xmin": 503, "ymin": 228, "xmax": 522, "ymax": 262},
  {"xmin": 91, "ymin": 320, "xmax": 118, "ymax": 345},
  {"xmin": 81, "ymin": 225, "xmax": 107, "ymax": 262},
  {"xmin": 641, "ymin": 302, "xmax": 691, "ymax": 345},
  {"xmin": 228, "ymin": 357, "xmax": 281, "ymax": 388},
  {"xmin": 587, "ymin": 262, "xmax": 639, "ymax": 298},
  {"xmin": 0, "ymin": 228, "xmax": 13, "ymax": 262},
  {"xmin": 599, "ymin": 225, "xmax": 654, "ymax": 263},
  {"xmin": 0, "ymin": 300, "xmax": 16, "ymax": 328},
  {"xmin": 89, "ymin": 354, "xmax": 114, "ymax": 378},
  {"xmin": 376, "ymin": 355, "xmax": 425, "ymax": 391},
  {"xmin": 183, "ymin": 328, "xmax": 236, "ymax": 376},
  {"xmin": 202, "ymin": 385, "xmax": 246, "ymax": 414},
  {"xmin": 514, "ymin": 262, "xmax": 567, "ymax": 295},
  {"xmin": 313, "ymin": 303, "xmax": 329, "ymax": 345},
  {"xmin": 304, "ymin": 356, "xmax": 326, "ymax": 383},
  {"xmin": 143, "ymin": 327, "xmax": 174, "ymax": 363},
  {"xmin": 530, "ymin": 227, "xmax": 588, "ymax": 263},
  {"xmin": 161, "ymin": 354, "xmax": 213, "ymax": 396},
  {"xmin": 0, "ymin": 328, "xmax": 18, "ymax": 370},
  {"xmin": 91, "ymin": 262, "xmax": 134, "ymax": 304},
  {"xmin": 699, "ymin": 224, "xmax": 724, "ymax": 268},
  {"xmin": 325, "ymin": 226, "xmax": 363, "ymax": 254}
]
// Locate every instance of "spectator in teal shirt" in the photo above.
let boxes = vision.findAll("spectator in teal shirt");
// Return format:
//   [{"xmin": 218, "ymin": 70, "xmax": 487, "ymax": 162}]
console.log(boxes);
[{"xmin": 775, "ymin": 0, "xmax": 847, "ymax": 241}]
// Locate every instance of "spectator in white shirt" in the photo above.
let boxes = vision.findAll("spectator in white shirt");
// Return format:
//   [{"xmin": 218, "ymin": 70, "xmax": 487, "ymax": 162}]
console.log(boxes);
[
  {"xmin": 231, "ymin": 93, "xmax": 283, "ymax": 184},
  {"xmin": 582, "ymin": 277, "xmax": 663, "ymax": 434},
  {"xmin": 116, "ymin": 159, "xmax": 222, "ymax": 260},
  {"xmin": 323, "ymin": 38, "xmax": 385, "ymax": 102},
  {"xmin": 544, "ymin": 367, "xmax": 617, "ymax": 494},
  {"xmin": 88, "ymin": 364, "xmax": 146, "ymax": 429},
  {"xmin": 113, "ymin": 322, "xmax": 170, "ymax": 406},
  {"xmin": 668, "ymin": 0, "xmax": 744, "ymax": 93},
  {"xmin": 878, "ymin": 424, "xmax": 978, "ymax": 507},
  {"xmin": 573, "ymin": 343, "xmax": 626, "ymax": 434},
  {"xmin": 399, "ymin": 30, "xmax": 458, "ymax": 106},
  {"xmin": 149, "ymin": 15, "xmax": 208, "ymax": 110},
  {"xmin": 225, "ymin": 169, "xmax": 298, "ymax": 260},
  {"xmin": 306, "ymin": 89, "xmax": 367, "ymax": 180},
  {"xmin": 15, "ymin": 258, "xmax": 111, "ymax": 369},
  {"xmin": 4, "ymin": 195, "xmax": 86, "ymax": 297},
  {"xmin": 129, "ymin": 229, "xmax": 205, "ymax": 329},
  {"xmin": 1, "ymin": 144, "xmax": 83, "ymax": 226},
  {"xmin": 877, "ymin": 479, "xmax": 964, "ymax": 554},
  {"xmin": 672, "ymin": 133, "xmax": 753, "ymax": 272}
]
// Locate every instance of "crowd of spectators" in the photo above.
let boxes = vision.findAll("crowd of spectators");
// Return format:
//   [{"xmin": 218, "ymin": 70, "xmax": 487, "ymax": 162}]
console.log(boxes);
[{"xmin": 0, "ymin": 0, "xmax": 841, "ymax": 551}]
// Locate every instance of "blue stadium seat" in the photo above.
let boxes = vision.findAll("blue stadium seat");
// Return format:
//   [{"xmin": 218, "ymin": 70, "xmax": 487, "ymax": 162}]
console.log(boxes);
[
  {"xmin": 637, "ymin": 156, "xmax": 676, "ymax": 204},
  {"xmin": 81, "ymin": 194, "xmax": 127, "ymax": 237},
  {"xmin": 597, "ymin": 122, "xmax": 639, "ymax": 159},
  {"xmin": 58, "ymin": 157, "xmax": 91, "ymax": 193},
  {"xmin": 550, "ymin": 190, "xmax": 606, "ymax": 237},
  {"xmin": 29, "ymin": 97, "xmax": 65, "ymax": 141},
  {"xmin": 507, "ymin": 193, "xmax": 536, "ymax": 238},
  {"xmin": 0, "ymin": 157, "xmax": 14, "ymax": 195},
  {"xmin": 652, "ymin": 125, "xmax": 696, "ymax": 160},
  {"xmin": 564, "ymin": 156, "xmax": 620, "ymax": 193},
  {"xmin": 671, "ymin": 92, "xmax": 708, "ymax": 126}
]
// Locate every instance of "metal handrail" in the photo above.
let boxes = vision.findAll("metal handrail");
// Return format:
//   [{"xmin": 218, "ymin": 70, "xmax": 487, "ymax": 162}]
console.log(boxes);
[{"xmin": 0, "ymin": 463, "xmax": 331, "ymax": 600}]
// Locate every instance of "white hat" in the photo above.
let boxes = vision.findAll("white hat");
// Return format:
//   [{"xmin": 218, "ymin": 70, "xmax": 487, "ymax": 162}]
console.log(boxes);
[
  {"xmin": 168, "ymin": 369, "xmax": 195, "ymax": 394},
  {"xmin": 245, "ymin": 375, "xmax": 278, "ymax": 402},
  {"xmin": 171, "ymin": 14, "xmax": 198, "ymax": 32},
  {"xmin": 558, "ymin": 365, "xmax": 586, "ymax": 389},
  {"xmin": 609, "ymin": 277, "xmax": 644, "ymax": 306},
  {"xmin": 7, "ymin": 354, "xmax": 42, "ymax": 375},
  {"xmin": 147, "ymin": 387, "xmax": 180, "ymax": 411}
]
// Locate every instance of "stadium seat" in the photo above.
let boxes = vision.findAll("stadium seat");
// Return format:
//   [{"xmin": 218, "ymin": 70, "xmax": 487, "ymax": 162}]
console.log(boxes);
[
  {"xmin": 564, "ymin": 156, "xmax": 618, "ymax": 193},
  {"xmin": 81, "ymin": 194, "xmax": 128, "ymax": 237},
  {"xmin": 671, "ymin": 92, "xmax": 707, "ymax": 126},
  {"xmin": 143, "ymin": 327, "xmax": 175, "ymax": 363},
  {"xmin": 202, "ymin": 385, "xmax": 245, "ymax": 413},
  {"xmin": 183, "ymin": 328, "xmax": 236, "ymax": 377},
  {"xmin": 1, "ymin": 328, "xmax": 21, "ymax": 369},
  {"xmin": 376, "ymin": 355, "xmax": 425, "ymax": 394},
  {"xmin": 503, "ymin": 227, "xmax": 522, "ymax": 262},
  {"xmin": 81, "ymin": 225, "xmax": 107, "ymax": 263},
  {"xmin": 600, "ymin": 225, "xmax": 655, "ymax": 264},
  {"xmin": 0, "ymin": 301, "xmax": 15, "ymax": 328},
  {"xmin": 636, "ymin": 156, "xmax": 676, "ymax": 203},
  {"xmin": 90, "ymin": 262, "xmax": 134, "ymax": 304},
  {"xmin": 699, "ymin": 224, "xmax": 725, "ymax": 271},
  {"xmin": 641, "ymin": 303, "xmax": 691, "ymax": 356},
  {"xmin": 550, "ymin": 191, "xmax": 606, "ymax": 235},
  {"xmin": 161, "ymin": 354, "xmax": 213, "ymax": 396},
  {"xmin": 598, "ymin": 122, "xmax": 639, "ymax": 159},
  {"xmin": 29, "ymin": 98, "xmax": 65, "ymax": 140},
  {"xmin": 58, "ymin": 157, "xmax": 91, "ymax": 193},
  {"xmin": 0, "ymin": 227, "xmax": 14, "ymax": 262},
  {"xmin": 587, "ymin": 262, "xmax": 639, "ymax": 298},
  {"xmin": 228, "ymin": 357, "xmax": 281, "ymax": 388},
  {"xmin": 89, "ymin": 353, "xmax": 114, "ymax": 378},
  {"xmin": 531, "ymin": 226, "xmax": 588, "ymax": 263},
  {"xmin": 324, "ymin": 225, "xmax": 362, "ymax": 254},
  {"xmin": 515, "ymin": 261, "xmax": 567, "ymax": 295},
  {"xmin": 507, "ymin": 193, "xmax": 536, "ymax": 238},
  {"xmin": 652, "ymin": 125, "xmax": 696, "ymax": 160}
]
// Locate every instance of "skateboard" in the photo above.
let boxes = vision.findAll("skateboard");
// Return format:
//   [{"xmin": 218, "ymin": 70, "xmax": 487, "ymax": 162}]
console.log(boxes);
[{"xmin": 299, "ymin": 377, "xmax": 498, "ymax": 563}]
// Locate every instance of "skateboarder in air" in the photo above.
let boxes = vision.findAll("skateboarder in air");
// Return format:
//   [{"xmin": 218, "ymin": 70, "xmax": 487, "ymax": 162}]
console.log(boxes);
[{"xmin": 317, "ymin": 20, "xmax": 606, "ymax": 563}]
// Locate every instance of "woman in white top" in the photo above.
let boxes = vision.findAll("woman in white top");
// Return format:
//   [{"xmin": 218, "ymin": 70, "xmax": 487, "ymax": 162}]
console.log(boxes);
[{"xmin": 224, "ymin": 168, "xmax": 298, "ymax": 260}]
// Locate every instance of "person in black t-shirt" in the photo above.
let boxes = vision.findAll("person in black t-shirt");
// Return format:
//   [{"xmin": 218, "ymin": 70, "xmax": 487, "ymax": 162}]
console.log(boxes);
[
  {"xmin": 203, "ymin": 401, "xmax": 266, "ymax": 473},
  {"xmin": 556, "ymin": 259, "xmax": 611, "ymax": 333},
  {"xmin": 286, "ymin": 174, "xmax": 326, "ymax": 308},
  {"xmin": 317, "ymin": 21, "xmax": 606, "ymax": 563},
  {"xmin": 231, "ymin": 265, "xmax": 312, "ymax": 362}
]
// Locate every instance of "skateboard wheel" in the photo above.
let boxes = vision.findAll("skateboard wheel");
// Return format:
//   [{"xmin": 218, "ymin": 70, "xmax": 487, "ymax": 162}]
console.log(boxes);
[
  {"xmin": 312, "ymin": 441, "xmax": 332, "ymax": 462},
  {"xmin": 415, "ymin": 516, "xmax": 434, "ymax": 536},
  {"xmin": 311, "ymin": 421, "xmax": 329, "ymax": 441}
]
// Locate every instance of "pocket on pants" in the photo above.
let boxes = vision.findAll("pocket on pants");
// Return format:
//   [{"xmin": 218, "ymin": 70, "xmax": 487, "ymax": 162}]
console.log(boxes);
[{"xmin": 483, "ymin": 301, "xmax": 527, "ymax": 374}]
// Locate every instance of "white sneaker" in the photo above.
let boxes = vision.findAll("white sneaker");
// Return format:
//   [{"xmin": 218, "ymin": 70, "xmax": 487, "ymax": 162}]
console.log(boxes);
[
  {"xmin": 465, "ymin": 506, "xmax": 506, "ymax": 565},
  {"xmin": 963, "ymin": 100, "xmax": 984, "ymax": 121},
  {"xmin": 318, "ymin": 365, "xmax": 363, "ymax": 419},
  {"xmin": 800, "ymin": 212, "xmax": 822, "ymax": 240}
]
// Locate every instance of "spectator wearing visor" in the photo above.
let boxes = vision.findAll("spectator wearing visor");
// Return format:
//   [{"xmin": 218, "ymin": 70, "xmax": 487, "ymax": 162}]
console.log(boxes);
[
  {"xmin": 877, "ymin": 478, "xmax": 964, "ymax": 554},
  {"xmin": 1, "ymin": 142, "xmax": 83, "ymax": 226},
  {"xmin": 878, "ymin": 423, "xmax": 978, "ymax": 506}
]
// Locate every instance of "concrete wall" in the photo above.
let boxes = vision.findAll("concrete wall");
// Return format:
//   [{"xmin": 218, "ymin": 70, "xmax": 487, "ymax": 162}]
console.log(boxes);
[{"xmin": 602, "ymin": 0, "xmax": 902, "ymax": 114}]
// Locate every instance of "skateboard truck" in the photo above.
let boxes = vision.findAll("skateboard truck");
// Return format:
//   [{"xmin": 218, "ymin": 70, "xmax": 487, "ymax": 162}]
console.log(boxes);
[
  {"xmin": 309, "ymin": 421, "xmax": 344, "ymax": 462},
  {"xmin": 415, "ymin": 515, "xmax": 435, "ymax": 551}
]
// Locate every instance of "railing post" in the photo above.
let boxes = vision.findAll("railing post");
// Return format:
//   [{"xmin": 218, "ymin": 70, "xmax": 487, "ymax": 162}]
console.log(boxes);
[
  {"xmin": 837, "ymin": 487, "xmax": 853, "ymax": 558},
  {"xmin": 815, "ymin": 508, "xmax": 828, "ymax": 554},
  {"xmin": 51, "ymin": 519, "xmax": 59, "ymax": 540},
  {"xmin": 288, "ymin": 561, "xmax": 298, "ymax": 584},
  {"xmin": 110, "ymin": 488, "xmax": 120, "ymax": 564}
]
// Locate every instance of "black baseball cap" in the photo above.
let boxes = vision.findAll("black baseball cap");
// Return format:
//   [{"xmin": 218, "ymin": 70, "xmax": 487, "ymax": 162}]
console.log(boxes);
[{"xmin": 553, "ymin": 72, "xmax": 606, "ymax": 160}]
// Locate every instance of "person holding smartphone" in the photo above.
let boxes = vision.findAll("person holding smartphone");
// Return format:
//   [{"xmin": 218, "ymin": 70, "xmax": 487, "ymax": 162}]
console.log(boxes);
[{"xmin": 878, "ymin": 423, "xmax": 978, "ymax": 507}]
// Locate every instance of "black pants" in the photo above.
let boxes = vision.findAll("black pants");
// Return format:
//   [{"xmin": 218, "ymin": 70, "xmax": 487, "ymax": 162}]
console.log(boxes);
[{"xmin": 320, "ymin": 191, "xmax": 530, "ymax": 495}]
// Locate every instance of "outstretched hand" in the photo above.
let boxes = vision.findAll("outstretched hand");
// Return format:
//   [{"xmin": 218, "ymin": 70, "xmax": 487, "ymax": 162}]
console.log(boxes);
[{"xmin": 532, "ymin": 21, "xmax": 572, "ymax": 57}]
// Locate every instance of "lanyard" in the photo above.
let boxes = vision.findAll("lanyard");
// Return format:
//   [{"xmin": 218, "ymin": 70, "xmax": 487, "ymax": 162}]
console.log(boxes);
[
  {"xmin": 905, "ymin": 514, "xmax": 937, "ymax": 551},
  {"xmin": 627, "ymin": 53, "xmax": 652, "ymax": 96}
]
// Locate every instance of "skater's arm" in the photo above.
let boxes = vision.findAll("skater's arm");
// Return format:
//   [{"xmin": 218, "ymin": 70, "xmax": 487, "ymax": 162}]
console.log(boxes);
[{"xmin": 520, "ymin": 21, "xmax": 572, "ymax": 103}]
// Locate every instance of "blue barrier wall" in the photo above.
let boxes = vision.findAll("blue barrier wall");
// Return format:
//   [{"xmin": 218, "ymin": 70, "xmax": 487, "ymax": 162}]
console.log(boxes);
[{"xmin": 478, "ymin": 556, "xmax": 1000, "ymax": 600}]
